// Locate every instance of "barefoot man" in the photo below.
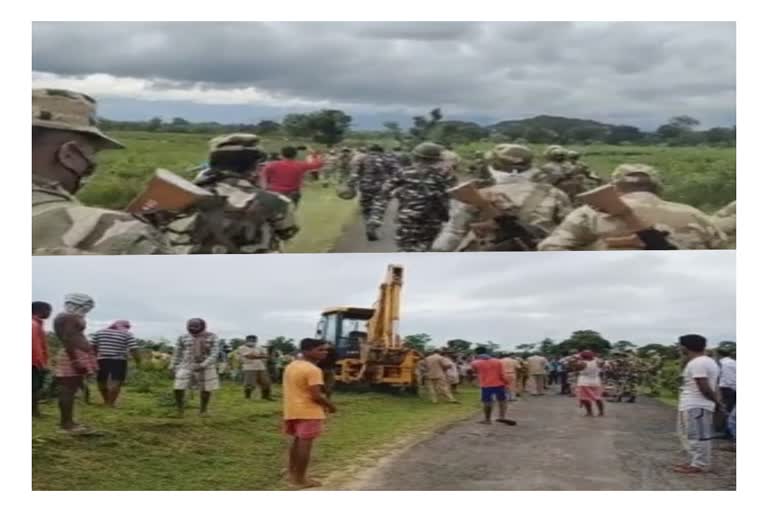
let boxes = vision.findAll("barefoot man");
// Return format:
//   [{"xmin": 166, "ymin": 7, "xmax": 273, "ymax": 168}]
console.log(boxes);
[
  {"xmin": 471, "ymin": 347, "xmax": 515, "ymax": 426},
  {"xmin": 170, "ymin": 318, "xmax": 220, "ymax": 417},
  {"xmin": 53, "ymin": 293, "xmax": 98, "ymax": 433},
  {"xmin": 282, "ymin": 339, "xmax": 337, "ymax": 488}
]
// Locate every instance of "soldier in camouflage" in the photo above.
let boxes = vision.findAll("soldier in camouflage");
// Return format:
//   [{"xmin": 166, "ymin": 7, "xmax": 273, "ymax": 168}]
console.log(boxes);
[
  {"xmin": 530, "ymin": 145, "xmax": 570, "ymax": 185},
  {"xmin": 335, "ymin": 147, "xmax": 354, "ymax": 183},
  {"xmin": 467, "ymin": 150, "xmax": 495, "ymax": 188},
  {"xmin": 711, "ymin": 200, "xmax": 736, "ymax": 248},
  {"xmin": 347, "ymin": 144, "xmax": 398, "ymax": 241},
  {"xmin": 605, "ymin": 352, "xmax": 641, "ymax": 403},
  {"xmin": 32, "ymin": 88, "xmax": 173, "ymax": 255},
  {"xmin": 557, "ymin": 150, "xmax": 604, "ymax": 202},
  {"xmin": 432, "ymin": 144, "xmax": 572, "ymax": 251},
  {"xmin": 367, "ymin": 142, "xmax": 458, "ymax": 251},
  {"xmin": 165, "ymin": 134, "xmax": 298, "ymax": 254},
  {"xmin": 538, "ymin": 164, "xmax": 728, "ymax": 250}
]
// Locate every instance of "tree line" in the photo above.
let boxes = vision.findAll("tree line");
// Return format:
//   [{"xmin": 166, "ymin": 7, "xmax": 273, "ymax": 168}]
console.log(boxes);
[
  {"xmin": 98, "ymin": 109, "xmax": 736, "ymax": 148},
  {"xmin": 402, "ymin": 330, "xmax": 736, "ymax": 360}
]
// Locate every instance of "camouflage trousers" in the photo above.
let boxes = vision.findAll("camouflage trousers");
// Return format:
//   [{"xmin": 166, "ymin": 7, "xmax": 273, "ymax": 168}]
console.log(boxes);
[
  {"xmin": 359, "ymin": 189, "xmax": 380, "ymax": 225},
  {"xmin": 395, "ymin": 209, "xmax": 443, "ymax": 252}
]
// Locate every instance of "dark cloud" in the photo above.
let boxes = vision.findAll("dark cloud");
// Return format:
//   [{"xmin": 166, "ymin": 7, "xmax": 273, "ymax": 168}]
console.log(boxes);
[
  {"xmin": 31, "ymin": 252, "xmax": 735, "ymax": 348},
  {"xmin": 31, "ymin": 21, "xmax": 736, "ymax": 128}
]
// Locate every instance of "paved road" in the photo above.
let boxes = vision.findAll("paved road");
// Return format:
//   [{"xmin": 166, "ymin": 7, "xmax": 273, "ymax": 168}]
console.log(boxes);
[
  {"xmin": 331, "ymin": 202, "xmax": 398, "ymax": 253},
  {"xmin": 343, "ymin": 392, "xmax": 736, "ymax": 491}
]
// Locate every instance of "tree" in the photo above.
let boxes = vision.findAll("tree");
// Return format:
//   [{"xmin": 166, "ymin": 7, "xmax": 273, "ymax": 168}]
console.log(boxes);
[
  {"xmin": 229, "ymin": 338, "xmax": 246, "ymax": 350},
  {"xmin": 171, "ymin": 117, "xmax": 190, "ymax": 126},
  {"xmin": 383, "ymin": 121, "xmax": 404, "ymax": 142},
  {"xmin": 669, "ymin": 115, "xmax": 701, "ymax": 130},
  {"xmin": 409, "ymin": 108, "xmax": 443, "ymax": 141},
  {"xmin": 717, "ymin": 340, "xmax": 736, "ymax": 356},
  {"xmin": 523, "ymin": 126, "xmax": 559, "ymax": 144},
  {"xmin": 282, "ymin": 113, "xmax": 312, "ymax": 137},
  {"xmin": 267, "ymin": 336, "xmax": 297, "ymax": 354},
  {"xmin": 254, "ymin": 120, "xmax": 281, "ymax": 135},
  {"xmin": 605, "ymin": 125, "xmax": 642, "ymax": 145},
  {"xmin": 558, "ymin": 330, "xmax": 612, "ymax": 355},
  {"xmin": 305, "ymin": 109, "xmax": 353, "ymax": 147},
  {"xmin": 445, "ymin": 338, "xmax": 473, "ymax": 354},
  {"xmin": 538, "ymin": 338, "xmax": 558, "ymax": 357},
  {"xmin": 613, "ymin": 340, "xmax": 637, "ymax": 352},
  {"xmin": 475, "ymin": 341, "xmax": 500, "ymax": 354},
  {"xmin": 403, "ymin": 333, "xmax": 433, "ymax": 353},
  {"xmin": 636, "ymin": 343, "xmax": 679, "ymax": 360},
  {"xmin": 705, "ymin": 127, "xmax": 736, "ymax": 145},
  {"xmin": 515, "ymin": 343, "xmax": 536, "ymax": 352},
  {"xmin": 147, "ymin": 117, "xmax": 163, "ymax": 132}
]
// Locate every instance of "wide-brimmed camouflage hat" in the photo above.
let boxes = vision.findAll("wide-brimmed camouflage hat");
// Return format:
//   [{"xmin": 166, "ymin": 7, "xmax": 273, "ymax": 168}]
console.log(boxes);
[
  {"xmin": 544, "ymin": 145, "xmax": 567, "ymax": 158},
  {"xmin": 32, "ymin": 88, "xmax": 124, "ymax": 149},
  {"xmin": 208, "ymin": 133, "xmax": 262, "ymax": 154},
  {"xmin": 610, "ymin": 163, "xmax": 663, "ymax": 188},
  {"xmin": 411, "ymin": 142, "xmax": 445, "ymax": 160},
  {"xmin": 490, "ymin": 144, "xmax": 533, "ymax": 164}
]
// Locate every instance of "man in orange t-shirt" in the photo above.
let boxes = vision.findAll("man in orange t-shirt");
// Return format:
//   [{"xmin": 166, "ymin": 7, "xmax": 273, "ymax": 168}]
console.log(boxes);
[
  {"xmin": 282, "ymin": 338, "xmax": 337, "ymax": 489},
  {"xmin": 32, "ymin": 301, "xmax": 52, "ymax": 418},
  {"xmin": 471, "ymin": 347, "xmax": 516, "ymax": 426}
]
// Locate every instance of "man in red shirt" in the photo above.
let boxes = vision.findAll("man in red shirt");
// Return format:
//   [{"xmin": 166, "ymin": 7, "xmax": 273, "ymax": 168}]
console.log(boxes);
[
  {"xmin": 260, "ymin": 146, "xmax": 325, "ymax": 206},
  {"xmin": 471, "ymin": 346, "xmax": 516, "ymax": 426},
  {"xmin": 32, "ymin": 301, "xmax": 52, "ymax": 418}
]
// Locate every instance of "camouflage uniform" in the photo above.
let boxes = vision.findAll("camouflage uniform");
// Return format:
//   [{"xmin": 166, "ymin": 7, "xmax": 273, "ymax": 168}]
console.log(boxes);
[
  {"xmin": 348, "ymin": 150, "xmax": 398, "ymax": 228},
  {"xmin": 335, "ymin": 150, "xmax": 353, "ymax": 183},
  {"xmin": 538, "ymin": 164, "xmax": 727, "ymax": 251},
  {"xmin": 467, "ymin": 152, "xmax": 496, "ymax": 188},
  {"xmin": 712, "ymin": 200, "xmax": 736, "ymax": 248},
  {"xmin": 529, "ymin": 145, "xmax": 569, "ymax": 186},
  {"xmin": 31, "ymin": 88, "xmax": 173, "ymax": 255},
  {"xmin": 557, "ymin": 150, "xmax": 604, "ymax": 203},
  {"xmin": 166, "ymin": 134, "xmax": 298, "ymax": 254},
  {"xmin": 369, "ymin": 143, "xmax": 458, "ymax": 251},
  {"xmin": 432, "ymin": 176, "xmax": 572, "ymax": 252}
]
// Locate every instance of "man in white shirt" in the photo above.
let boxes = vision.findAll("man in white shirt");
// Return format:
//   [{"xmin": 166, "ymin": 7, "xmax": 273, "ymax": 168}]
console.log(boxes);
[
  {"xmin": 716, "ymin": 347, "xmax": 736, "ymax": 440},
  {"xmin": 674, "ymin": 334, "xmax": 723, "ymax": 474},
  {"xmin": 236, "ymin": 335, "xmax": 272, "ymax": 400}
]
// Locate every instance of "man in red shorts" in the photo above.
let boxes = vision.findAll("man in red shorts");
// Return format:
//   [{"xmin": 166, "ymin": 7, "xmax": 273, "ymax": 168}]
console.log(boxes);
[
  {"xmin": 471, "ymin": 346, "xmax": 516, "ymax": 426},
  {"xmin": 282, "ymin": 338, "xmax": 336, "ymax": 488}
]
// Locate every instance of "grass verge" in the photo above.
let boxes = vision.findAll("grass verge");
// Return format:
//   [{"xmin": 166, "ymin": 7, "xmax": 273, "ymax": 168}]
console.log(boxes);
[{"xmin": 32, "ymin": 375, "xmax": 477, "ymax": 490}]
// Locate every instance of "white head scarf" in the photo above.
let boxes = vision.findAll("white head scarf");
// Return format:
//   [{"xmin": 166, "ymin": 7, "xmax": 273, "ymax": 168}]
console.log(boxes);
[{"xmin": 63, "ymin": 293, "xmax": 95, "ymax": 316}]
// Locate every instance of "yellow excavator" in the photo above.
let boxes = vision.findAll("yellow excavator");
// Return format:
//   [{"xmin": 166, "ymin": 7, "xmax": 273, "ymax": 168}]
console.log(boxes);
[{"xmin": 314, "ymin": 264, "xmax": 421, "ymax": 391}]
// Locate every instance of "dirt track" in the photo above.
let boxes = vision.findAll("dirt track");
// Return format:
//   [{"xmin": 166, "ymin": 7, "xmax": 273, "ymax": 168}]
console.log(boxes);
[
  {"xmin": 340, "ymin": 391, "xmax": 736, "ymax": 491},
  {"xmin": 331, "ymin": 201, "xmax": 398, "ymax": 253}
]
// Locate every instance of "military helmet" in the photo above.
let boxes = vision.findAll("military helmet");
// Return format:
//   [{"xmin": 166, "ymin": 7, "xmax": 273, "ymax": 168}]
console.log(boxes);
[
  {"xmin": 32, "ymin": 88, "xmax": 124, "ymax": 149},
  {"xmin": 336, "ymin": 183, "xmax": 357, "ymax": 200},
  {"xmin": 341, "ymin": 147, "xmax": 352, "ymax": 153},
  {"xmin": 544, "ymin": 145, "xmax": 567, "ymax": 159},
  {"xmin": 566, "ymin": 149, "xmax": 581, "ymax": 160},
  {"xmin": 208, "ymin": 133, "xmax": 262, "ymax": 154},
  {"xmin": 411, "ymin": 142, "xmax": 445, "ymax": 161},
  {"xmin": 610, "ymin": 163, "xmax": 663, "ymax": 189},
  {"xmin": 491, "ymin": 144, "xmax": 533, "ymax": 165}
]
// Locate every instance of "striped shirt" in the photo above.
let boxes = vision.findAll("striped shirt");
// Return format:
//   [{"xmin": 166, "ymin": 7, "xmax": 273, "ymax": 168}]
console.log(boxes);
[{"xmin": 92, "ymin": 328, "xmax": 138, "ymax": 360}]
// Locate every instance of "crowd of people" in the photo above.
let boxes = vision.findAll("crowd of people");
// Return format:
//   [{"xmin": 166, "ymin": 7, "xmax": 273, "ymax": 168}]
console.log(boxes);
[
  {"xmin": 31, "ymin": 88, "xmax": 736, "ymax": 256},
  {"xmin": 33, "ymin": 294, "xmax": 736, "ymax": 486}
]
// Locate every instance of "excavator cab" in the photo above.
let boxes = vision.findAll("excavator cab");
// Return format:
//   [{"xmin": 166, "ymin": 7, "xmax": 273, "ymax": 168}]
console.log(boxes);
[{"xmin": 315, "ymin": 307, "xmax": 374, "ymax": 360}]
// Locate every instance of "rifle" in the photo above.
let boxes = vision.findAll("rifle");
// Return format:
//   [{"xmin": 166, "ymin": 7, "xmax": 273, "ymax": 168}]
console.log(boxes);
[
  {"xmin": 126, "ymin": 169, "xmax": 215, "ymax": 222},
  {"xmin": 448, "ymin": 181, "xmax": 546, "ymax": 251},
  {"xmin": 576, "ymin": 185, "xmax": 678, "ymax": 250}
]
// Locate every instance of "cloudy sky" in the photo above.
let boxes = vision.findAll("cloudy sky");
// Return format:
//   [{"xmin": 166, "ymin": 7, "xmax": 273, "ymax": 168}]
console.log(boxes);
[
  {"xmin": 31, "ymin": 21, "xmax": 736, "ymax": 130},
  {"xmin": 31, "ymin": 251, "xmax": 735, "ymax": 348}
]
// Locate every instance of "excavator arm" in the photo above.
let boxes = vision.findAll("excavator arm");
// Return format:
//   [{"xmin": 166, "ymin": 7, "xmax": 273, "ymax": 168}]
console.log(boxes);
[{"xmin": 364, "ymin": 265, "xmax": 404, "ymax": 358}]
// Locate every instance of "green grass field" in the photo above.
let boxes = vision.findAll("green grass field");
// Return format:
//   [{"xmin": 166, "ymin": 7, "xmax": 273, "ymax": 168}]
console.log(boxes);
[
  {"xmin": 32, "ymin": 370, "xmax": 477, "ymax": 490},
  {"xmin": 77, "ymin": 131, "xmax": 736, "ymax": 253}
]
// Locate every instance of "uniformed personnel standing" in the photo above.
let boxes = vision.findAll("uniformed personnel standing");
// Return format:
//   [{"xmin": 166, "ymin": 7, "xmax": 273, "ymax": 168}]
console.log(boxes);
[
  {"xmin": 166, "ymin": 133, "xmax": 299, "ymax": 254},
  {"xmin": 367, "ymin": 142, "xmax": 458, "ymax": 251},
  {"xmin": 538, "ymin": 164, "xmax": 727, "ymax": 251},
  {"xmin": 32, "ymin": 88, "xmax": 173, "ymax": 255}
]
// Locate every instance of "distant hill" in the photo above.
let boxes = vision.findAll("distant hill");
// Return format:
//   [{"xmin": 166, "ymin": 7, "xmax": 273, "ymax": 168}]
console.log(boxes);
[{"xmin": 488, "ymin": 115, "xmax": 616, "ymax": 133}]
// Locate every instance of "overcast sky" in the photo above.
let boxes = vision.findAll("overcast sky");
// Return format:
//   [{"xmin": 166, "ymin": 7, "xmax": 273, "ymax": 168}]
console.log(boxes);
[
  {"xmin": 31, "ymin": 251, "xmax": 735, "ymax": 348},
  {"xmin": 31, "ymin": 21, "xmax": 735, "ymax": 129}
]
